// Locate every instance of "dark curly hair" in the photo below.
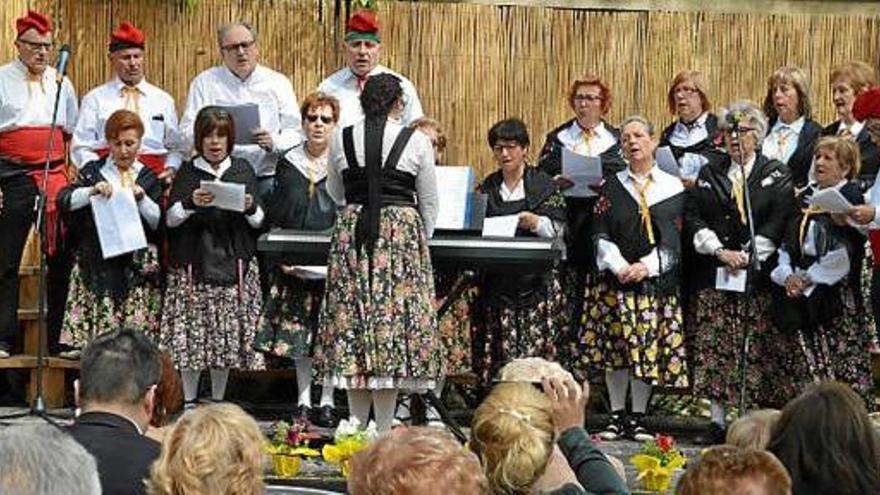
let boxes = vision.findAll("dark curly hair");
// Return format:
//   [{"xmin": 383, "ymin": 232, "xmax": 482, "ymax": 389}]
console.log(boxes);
[{"xmin": 360, "ymin": 73, "xmax": 403, "ymax": 119}]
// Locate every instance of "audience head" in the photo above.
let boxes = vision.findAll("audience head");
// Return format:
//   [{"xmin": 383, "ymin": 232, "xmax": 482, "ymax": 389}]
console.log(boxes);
[
  {"xmin": 194, "ymin": 106, "xmax": 236, "ymax": 163},
  {"xmin": 676, "ymin": 445, "xmax": 791, "ymax": 495},
  {"xmin": 77, "ymin": 328, "xmax": 161, "ymax": 432},
  {"xmin": 0, "ymin": 424, "xmax": 102, "ymax": 495},
  {"xmin": 726, "ymin": 409, "xmax": 781, "ymax": 450},
  {"xmin": 470, "ymin": 382, "xmax": 555, "ymax": 494},
  {"xmin": 348, "ymin": 426, "xmax": 488, "ymax": 495},
  {"xmin": 344, "ymin": 9, "xmax": 381, "ymax": 77},
  {"xmin": 768, "ymin": 381, "xmax": 880, "ymax": 495},
  {"xmin": 667, "ymin": 70, "xmax": 711, "ymax": 121},
  {"xmin": 813, "ymin": 135, "xmax": 861, "ymax": 186},
  {"xmin": 411, "ymin": 117, "xmax": 447, "ymax": 163},
  {"xmin": 149, "ymin": 403, "xmax": 265, "ymax": 495},
  {"xmin": 830, "ymin": 61, "xmax": 877, "ymax": 121},
  {"xmin": 360, "ymin": 73, "xmax": 403, "ymax": 120},
  {"xmin": 217, "ymin": 22, "xmax": 259, "ymax": 80},
  {"xmin": 497, "ymin": 357, "xmax": 575, "ymax": 384},
  {"xmin": 718, "ymin": 100, "xmax": 768, "ymax": 165},
  {"xmin": 150, "ymin": 351, "xmax": 184, "ymax": 428},
  {"xmin": 568, "ymin": 74, "xmax": 613, "ymax": 126},
  {"xmin": 763, "ymin": 65, "xmax": 813, "ymax": 123}
]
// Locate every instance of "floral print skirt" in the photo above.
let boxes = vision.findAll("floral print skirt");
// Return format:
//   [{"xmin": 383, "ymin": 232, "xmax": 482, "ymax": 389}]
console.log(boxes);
[
  {"xmin": 435, "ymin": 268, "xmax": 478, "ymax": 377},
  {"xmin": 254, "ymin": 273, "xmax": 324, "ymax": 360},
  {"xmin": 795, "ymin": 285, "xmax": 875, "ymax": 410},
  {"xmin": 579, "ymin": 279, "xmax": 688, "ymax": 388},
  {"xmin": 60, "ymin": 246, "xmax": 162, "ymax": 348},
  {"xmin": 313, "ymin": 205, "xmax": 443, "ymax": 390},
  {"xmin": 472, "ymin": 271, "xmax": 566, "ymax": 384},
  {"xmin": 690, "ymin": 288, "xmax": 805, "ymax": 409},
  {"xmin": 158, "ymin": 259, "xmax": 264, "ymax": 371}
]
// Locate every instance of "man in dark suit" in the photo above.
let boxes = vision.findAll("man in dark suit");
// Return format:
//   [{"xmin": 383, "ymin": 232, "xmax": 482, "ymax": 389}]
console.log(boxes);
[{"xmin": 68, "ymin": 328, "xmax": 162, "ymax": 495}]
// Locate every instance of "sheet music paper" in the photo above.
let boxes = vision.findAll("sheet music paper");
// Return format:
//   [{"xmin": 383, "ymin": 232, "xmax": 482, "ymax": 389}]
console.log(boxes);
[
  {"xmin": 200, "ymin": 180, "xmax": 246, "ymax": 212},
  {"xmin": 481, "ymin": 214, "xmax": 519, "ymax": 238},
  {"xmin": 807, "ymin": 187, "xmax": 853, "ymax": 214},
  {"xmin": 294, "ymin": 265, "xmax": 328, "ymax": 280},
  {"xmin": 216, "ymin": 104, "xmax": 260, "ymax": 144},
  {"xmin": 435, "ymin": 166, "xmax": 473, "ymax": 230},
  {"xmin": 656, "ymin": 146, "xmax": 680, "ymax": 177},
  {"xmin": 561, "ymin": 147, "xmax": 602, "ymax": 198},
  {"xmin": 90, "ymin": 188, "xmax": 148, "ymax": 259},
  {"xmin": 715, "ymin": 267, "xmax": 747, "ymax": 293}
]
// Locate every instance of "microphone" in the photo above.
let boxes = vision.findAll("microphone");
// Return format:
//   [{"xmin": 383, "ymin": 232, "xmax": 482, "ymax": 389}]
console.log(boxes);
[
  {"xmin": 726, "ymin": 109, "xmax": 745, "ymax": 132},
  {"xmin": 55, "ymin": 44, "xmax": 71, "ymax": 84}
]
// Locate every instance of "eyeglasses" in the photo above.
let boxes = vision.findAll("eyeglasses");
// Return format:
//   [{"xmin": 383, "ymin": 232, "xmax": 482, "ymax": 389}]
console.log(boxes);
[
  {"xmin": 306, "ymin": 115, "xmax": 334, "ymax": 124},
  {"xmin": 18, "ymin": 39, "xmax": 53, "ymax": 51},
  {"xmin": 221, "ymin": 40, "xmax": 255, "ymax": 53},
  {"xmin": 673, "ymin": 86, "xmax": 699, "ymax": 96},
  {"xmin": 573, "ymin": 94, "xmax": 602, "ymax": 102}
]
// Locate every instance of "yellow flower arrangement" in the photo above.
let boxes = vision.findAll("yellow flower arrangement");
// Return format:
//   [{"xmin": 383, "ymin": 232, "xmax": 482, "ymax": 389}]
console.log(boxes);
[
  {"xmin": 321, "ymin": 418, "xmax": 377, "ymax": 478},
  {"xmin": 265, "ymin": 419, "xmax": 321, "ymax": 478},
  {"xmin": 630, "ymin": 434, "xmax": 687, "ymax": 492}
]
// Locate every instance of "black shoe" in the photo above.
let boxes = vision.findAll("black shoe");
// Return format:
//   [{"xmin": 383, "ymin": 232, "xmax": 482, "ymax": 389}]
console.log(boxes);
[
  {"xmin": 598, "ymin": 411, "xmax": 626, "ymax": 441},
  {"xmin": 626, "ymin": 413, "xmax": 655, "ymax": 442},
  {"xmin": 293, "ymin": 404, "xmax": 312, "ymax": 422},
  {"xmin": 694, "ymin": 422, "xmax": 727, "ymax": 446},
  {"xmin": 312, "ymin": 405, "xmax": 339, "ymax": 428}
]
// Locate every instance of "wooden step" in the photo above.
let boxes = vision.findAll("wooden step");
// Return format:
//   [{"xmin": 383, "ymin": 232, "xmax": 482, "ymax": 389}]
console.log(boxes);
[{"xmin": 0, "ymin": 355, "xmax": 78, "ymax": 409}]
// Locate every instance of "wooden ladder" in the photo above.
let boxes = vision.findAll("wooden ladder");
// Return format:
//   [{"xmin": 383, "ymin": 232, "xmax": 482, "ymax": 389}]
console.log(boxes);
[{"xmin": 0, "ymin": 229, "xmax": 78, "ymax": 408}]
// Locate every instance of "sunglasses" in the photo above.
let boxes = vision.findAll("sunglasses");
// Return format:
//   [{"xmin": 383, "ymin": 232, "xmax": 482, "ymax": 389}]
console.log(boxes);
[{"xmin": 306, "ymin": 115, "xmax": 334, "ymax": 124}]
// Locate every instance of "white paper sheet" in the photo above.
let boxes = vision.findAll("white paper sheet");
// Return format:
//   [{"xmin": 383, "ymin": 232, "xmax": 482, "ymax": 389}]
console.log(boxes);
[
  {"xmin": 807, "ymin": 187, "xmax": 853, "ymax": 214},
  {"xmin": 715, "ymin": 267, "xmax": 747, "ymax": 293},
  {"xmin": 200, "ymin": 180, "xmax": 246, "ymax": 212},
  {"xmin": 294, "ymin": 265, "xmax": 328, "ymax": 280},
  {"xmin": 561, "ymin": 147, "xmax": 602, "ymax": 198},
  {"xmin": 481, "ymin": 214, "xmax": 519, "ymax": 238},
  {"xmin": 90, "ymin": 188, "xmax": 148, "ymax": 259},
  {"xmin": 656, "ymin": 146, "xmax": 680, "ymax": 177},
  {"xmin": 217, "ymin": 104, "xmax": 260, "ymax": 145},
  {"xmin": 435, "ymin": 166, "xmax": 473, "ymax": 230}
]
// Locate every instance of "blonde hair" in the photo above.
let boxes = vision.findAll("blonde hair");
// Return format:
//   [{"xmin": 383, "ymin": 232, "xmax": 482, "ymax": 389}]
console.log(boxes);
[
  {"xmin": 814, "ymin": 135, "xmax": 862, "ymax": 178},
  {"xmin": 830, "ymin": 61, "xmax": 877, "ymax": 95},
  {"xmin": 411, "ymin": 117, "xmax": 447, "ymax": 155},
  {"xmin": 469, "ymin": 382, "xmax": 554, "ymax": 495},
  {"xmin": 497, "ymin": 357, "xmax": 574, "ymax": 384},
  {"xmin": 148, "ymin": 404, "xmax": 265, "ymax": 495},
  {"xmin": 763, "ymin": 65, "xmax": 813, "ymax": 121},
  {"xmin": 726, "ymin": 409, "xmax": 782, "ymax": 450},
  {"xmin": 348, "ymin": 427, "xmax": 488, "ymax": 495}
]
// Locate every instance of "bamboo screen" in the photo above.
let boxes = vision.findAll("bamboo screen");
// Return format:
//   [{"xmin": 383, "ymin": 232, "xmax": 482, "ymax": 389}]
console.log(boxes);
[{"xmin": 10, "ymin": 0, "xmax": 880, "ymax": 177}]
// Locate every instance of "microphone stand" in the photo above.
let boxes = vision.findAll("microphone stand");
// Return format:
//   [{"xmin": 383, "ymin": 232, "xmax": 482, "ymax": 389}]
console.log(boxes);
[
  {"xmin": 735, "ymin": 127, "xmax": 760, "ymax": 416},
  {"xmin": 1, "ymin": 63, "xmax": 71, "ymax": 425}
]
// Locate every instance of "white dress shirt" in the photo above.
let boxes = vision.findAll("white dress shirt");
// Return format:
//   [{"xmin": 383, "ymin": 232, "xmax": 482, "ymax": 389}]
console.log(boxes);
[
  {"xmin": 318, "ymin": 64, "xmax": 423, "ymax": 129},
  {"xmin": 166, "ymin": 156, "xmax": 264, "ymax": 229},
  {"xmin": 667, "ymin": 112, "xmax": 710, "ymax": 178},
  {"xmin": 68, "ymin": 158, "xmax": 160, "ymax": 231},
  {"xmin": 596, "ymin": 165, "xmax": 683, "ymax": 277},
  {"xmin": 692, "ymin": 154, "xmax": 776, "ymax": 261},
  {"xmin": 72, "ymin": 77, "xmax": 184, "ymax": 169},
  {"xmin": 180, "ymin": 65, "xmax": 302, "ymax": 177},
  {"xmin": 762, "ymin": 116, "xmax": 805, "ymax": 165},
  {"xmin": 326, "ymin": 119, "xmax": 437, "ymax": 236},
  {"xmin": 0, "ymin": 59, "xmax": 77, "ymax": 133},
  {"xmin": 556, "ymin": 120, "xmax": 616, "ymax": 157}
]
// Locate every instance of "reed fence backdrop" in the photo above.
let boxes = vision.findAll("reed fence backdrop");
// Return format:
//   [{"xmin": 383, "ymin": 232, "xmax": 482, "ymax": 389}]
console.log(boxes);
[{"xmin": 2, "ymin": 0, "xmax": 879, "ymax": 176}]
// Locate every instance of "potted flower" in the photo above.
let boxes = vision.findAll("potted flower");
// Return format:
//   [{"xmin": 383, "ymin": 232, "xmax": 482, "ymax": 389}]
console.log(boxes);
[
  {"xmin": 266, "ymin": 419, "xmax": 321, "ymax": 478},
  {"xmin": 630, "ymin": 434, "xmax": 687, "ymax": 493},
  {"xmin": 321, "ymin": 418, "xmax": 378, "ymax": 478}
]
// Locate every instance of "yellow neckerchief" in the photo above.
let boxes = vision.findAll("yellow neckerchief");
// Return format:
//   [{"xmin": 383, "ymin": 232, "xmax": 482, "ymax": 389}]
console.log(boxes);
[
  {"xmin": 799, "ymin": 204, "xmax": 825, "ymax": 250},
  {"xmin": 774, "ymin": 127, "xmax": 793, "ymax": 161},
  {"xmin": 26, "ymin": 70, "xmax": 44, "ymax": 98},
  {"xmin": 631, "ymin": 172, "xmax": 655, "ymax": 246},
  {"xmin": 580, "ymin": 125, "xmax": 595, "ymax": 156},
  {"xmin": 121, "ymin": 85, "xmax": 141, "ymax": 114}
]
